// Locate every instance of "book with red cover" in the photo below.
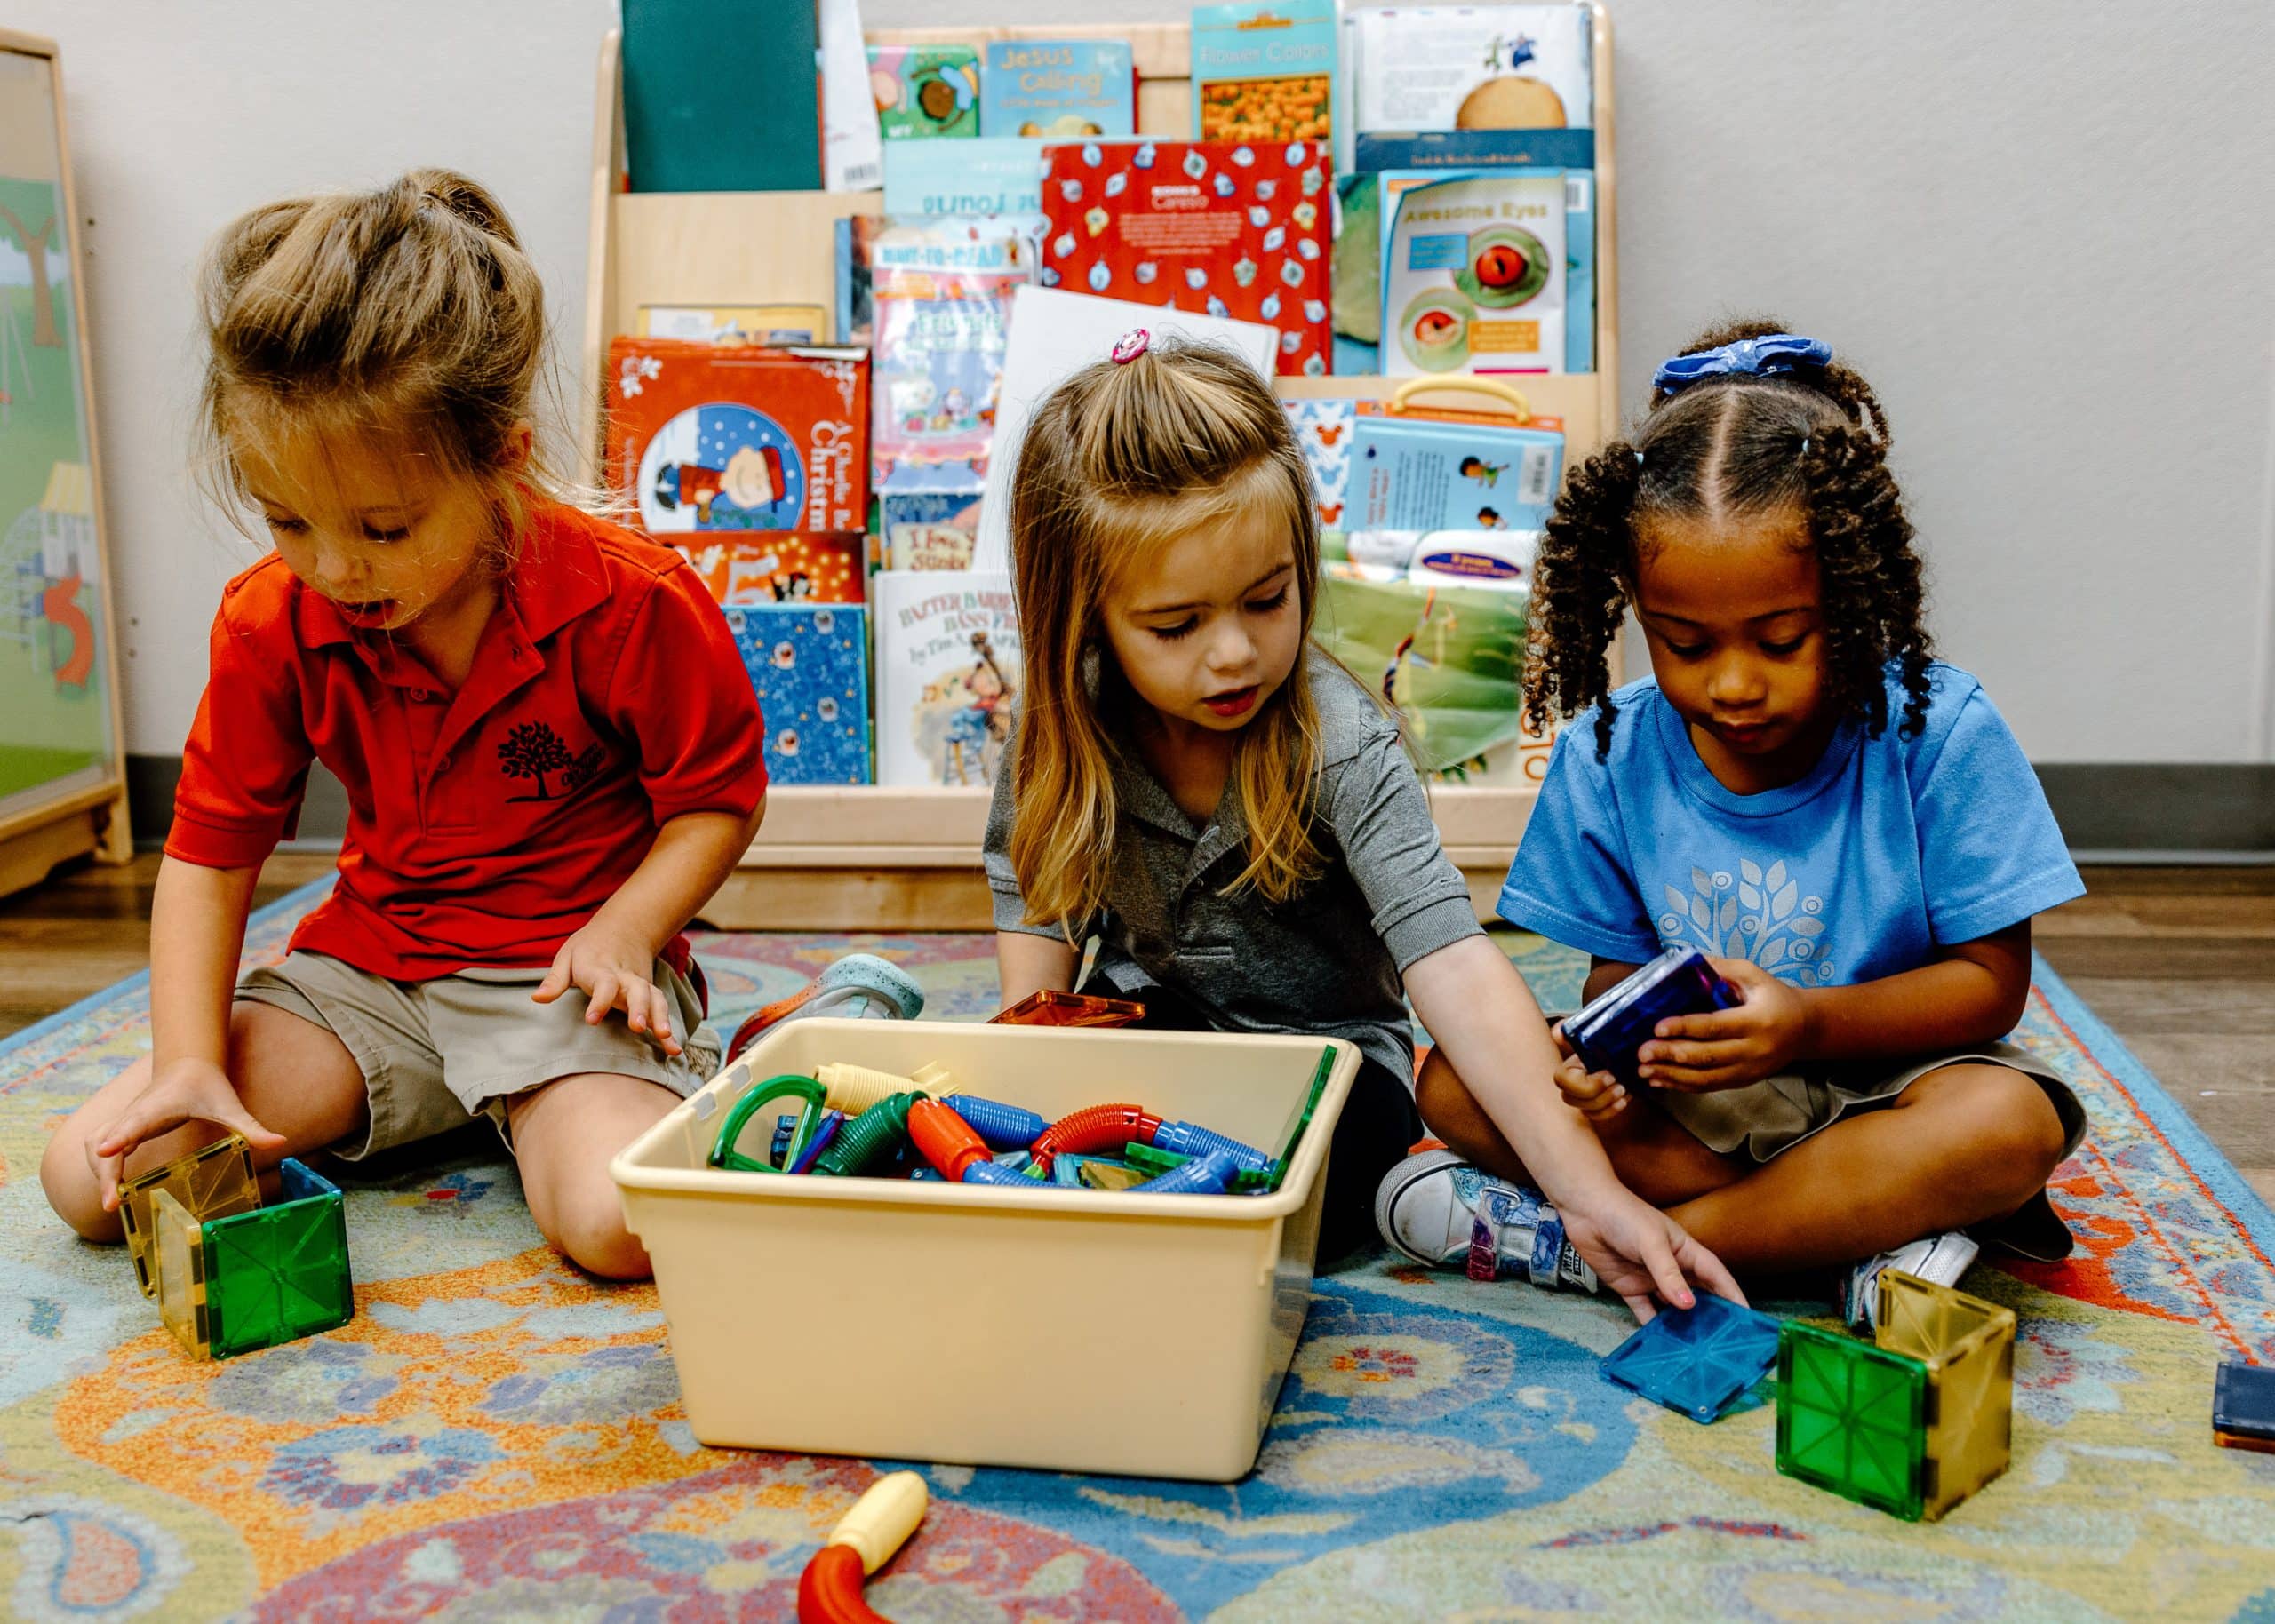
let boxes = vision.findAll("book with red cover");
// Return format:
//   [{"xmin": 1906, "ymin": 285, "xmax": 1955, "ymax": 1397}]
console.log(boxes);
[
  {"xmin": 606, "ymin": 338, "xmax": 870, "ymax": 539},
  {"xmin": 669, "ymin": 535, "xmax": 866, "ymax": 605},
  {"xmin": 1040, "ymin": 139, "xmax": 1332, "ymax": 377}
]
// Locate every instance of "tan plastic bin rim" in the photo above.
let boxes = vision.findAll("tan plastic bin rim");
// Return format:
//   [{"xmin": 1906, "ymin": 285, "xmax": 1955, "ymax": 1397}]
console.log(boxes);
[{"xmin": 610, "ymin": 1022, "xmax": 1359, "ymax": 1224}]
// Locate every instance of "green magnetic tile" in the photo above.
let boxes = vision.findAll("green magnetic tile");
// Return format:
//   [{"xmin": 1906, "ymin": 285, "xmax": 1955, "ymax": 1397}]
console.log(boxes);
[
  {"xmin": 1776, "ymin": 1321, "xmax": 1928, "ymax": 1521},
  {"xmin": 201, "ymin": 1159, "xmax": 353, "ymax": 1359}
]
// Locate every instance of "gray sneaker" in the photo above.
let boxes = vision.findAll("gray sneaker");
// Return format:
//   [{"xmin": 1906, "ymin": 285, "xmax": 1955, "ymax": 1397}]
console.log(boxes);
[
  {"xmin": 1842, "ymin": 1230, "xmax": 1981, "ymax": 1331},
  {"xmin": 1374, "ymin": 1149, "xmax": 1599, "ymax": 1291}
]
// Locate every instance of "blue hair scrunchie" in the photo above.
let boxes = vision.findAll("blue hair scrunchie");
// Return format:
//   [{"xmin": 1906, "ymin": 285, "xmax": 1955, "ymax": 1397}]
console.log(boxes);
[{"xmin": 1652, "ymin": 333, "xmax": 1832, "ymax": 397}]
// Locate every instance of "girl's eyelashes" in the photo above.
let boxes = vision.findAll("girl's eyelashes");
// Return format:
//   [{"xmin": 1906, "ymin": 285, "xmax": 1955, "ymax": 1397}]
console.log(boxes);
[
  {"xmin": 363, "ymin": 524, "xmax": 411, "ymax": 543},
  {"xmin": 1760, "ymin": 634, "xmax": 1808, "ymax": 657},
  {"xmin": 1248, "ymin": 585, "xmax": 1290, "ymax": 613},
  {"xmin": 1663, "ymin": 639, "xmax": 1708, "ymax": 659},
  {"xmin": 262, "ymin": 514, "xmax": 307, "ymax": 536},
  {"xmin": 1149, "ymin": 617, "xmax": 1199, "ymax": 641}
]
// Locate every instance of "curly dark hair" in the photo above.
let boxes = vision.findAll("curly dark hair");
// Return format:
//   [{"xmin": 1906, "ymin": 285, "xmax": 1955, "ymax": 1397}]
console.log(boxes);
[{"xmin": 1525, "ymin": 317, "xmax": 1933, "ymax": 757}]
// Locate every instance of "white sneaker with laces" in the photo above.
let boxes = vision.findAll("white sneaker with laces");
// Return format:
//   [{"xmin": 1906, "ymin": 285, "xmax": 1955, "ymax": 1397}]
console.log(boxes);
[
  {"xmin": 1842, "ymin": 1230, "xmax": 1981, "ymax": 1331},
  {"xmin": 1374, "ymin": 1149, "xmax": 1599, "ymax": 1291}
]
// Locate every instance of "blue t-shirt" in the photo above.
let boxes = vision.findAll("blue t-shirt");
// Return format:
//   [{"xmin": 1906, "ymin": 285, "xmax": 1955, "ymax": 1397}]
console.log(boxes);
[{"xmin": 1500, "ymin": 662, "xmax": 2083, "ymax": 985}]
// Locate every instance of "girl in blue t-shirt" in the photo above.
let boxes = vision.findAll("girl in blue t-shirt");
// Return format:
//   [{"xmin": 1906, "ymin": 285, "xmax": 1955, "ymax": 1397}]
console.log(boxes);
[{"xmin": 1375, "ymin": 320, "xmax": 2088, "ymax": 1327}]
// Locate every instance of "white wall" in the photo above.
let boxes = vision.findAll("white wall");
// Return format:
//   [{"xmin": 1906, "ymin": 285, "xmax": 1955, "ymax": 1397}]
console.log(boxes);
[{"xmin": 25, "ymin": 0, "xmax": 2275, "ymax": 763}]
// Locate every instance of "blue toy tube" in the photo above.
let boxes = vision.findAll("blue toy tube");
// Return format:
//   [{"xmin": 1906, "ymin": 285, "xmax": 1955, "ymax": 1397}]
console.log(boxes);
[
  {"xmin": 960, "ymin": 1159, "xmax": 1034, "ymax": 1187},
  {"xmin": 939, "ymin": 1093, "xmax": 1049, "ymax": 1150},
  {"xmin": 1150, "ymin": 1120, "xmax": 1273, "ymax": 1177},
  {"xmin": 1128, "ymin": 1148, "xmax": 1239, "ymax": 1195}
]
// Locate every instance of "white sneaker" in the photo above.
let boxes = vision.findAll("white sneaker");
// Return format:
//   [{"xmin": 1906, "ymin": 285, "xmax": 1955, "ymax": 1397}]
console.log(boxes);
[
  {"xmin": 1374, "ymin": 1149, "xmax": 1599, "ymax": 1292},
  {"xmin": 1842, "ymin": 1230, "xmax": 1981, "ymax": 1331}
]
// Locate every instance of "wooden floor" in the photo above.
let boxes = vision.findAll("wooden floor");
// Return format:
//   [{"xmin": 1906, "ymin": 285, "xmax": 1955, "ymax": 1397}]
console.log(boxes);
[{"xmin": 4, "ymin": 853, "xmax": 2271, "ymax": 1206}]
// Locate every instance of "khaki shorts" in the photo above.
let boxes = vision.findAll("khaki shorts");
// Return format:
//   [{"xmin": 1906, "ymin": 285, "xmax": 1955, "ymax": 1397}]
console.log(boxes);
[
  {"xmin": 235, "ymin": 950, "xmax": 722, "ymax": 1160},
  {"xmin": 1656, "ymin": 1039, "xmax": 2088, "ymax": 1166}
]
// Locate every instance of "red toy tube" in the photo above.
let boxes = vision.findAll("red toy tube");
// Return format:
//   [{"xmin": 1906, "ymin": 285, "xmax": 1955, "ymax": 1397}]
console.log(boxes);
[
  {"xmin": 1027, "ymin": 1104, "xmax": 1162, "ymax": 1175},
  {"xmin": 798, "ymin": 1545, "xmax": 887, "ymax": 1624}
]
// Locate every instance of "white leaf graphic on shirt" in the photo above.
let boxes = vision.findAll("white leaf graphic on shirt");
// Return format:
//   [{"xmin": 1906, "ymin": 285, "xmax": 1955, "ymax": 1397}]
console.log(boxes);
[{"xmin": 1659, "ymin": 854, "xmax": 1837, "ymax": 983}]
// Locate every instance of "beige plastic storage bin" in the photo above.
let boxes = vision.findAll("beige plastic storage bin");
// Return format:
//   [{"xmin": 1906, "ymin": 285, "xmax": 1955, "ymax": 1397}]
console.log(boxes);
[{"xmin": 611, "ymin": 1016, "xmax": 1358, "ymax": 1481}]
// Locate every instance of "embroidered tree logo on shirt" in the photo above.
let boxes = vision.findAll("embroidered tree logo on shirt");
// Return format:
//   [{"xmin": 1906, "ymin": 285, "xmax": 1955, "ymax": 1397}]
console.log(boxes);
[
  {"xmin": 497, "ymin": 721, "xmax": 575, "ymax": 800},
  {"xmin": 1659, "ymin": 859, "xmax": 1836, "ymax": 983}
]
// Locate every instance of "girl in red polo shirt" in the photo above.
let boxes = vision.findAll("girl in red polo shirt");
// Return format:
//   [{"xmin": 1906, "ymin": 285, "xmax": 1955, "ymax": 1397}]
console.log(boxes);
[{"xmin": 39, "ymin": 171, "xmax": 768, "ymax": 1278}]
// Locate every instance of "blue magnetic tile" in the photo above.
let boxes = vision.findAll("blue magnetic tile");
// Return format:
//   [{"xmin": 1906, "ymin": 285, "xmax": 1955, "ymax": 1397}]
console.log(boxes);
[{"xmin": 1600, "ymin": 1291, "xmax": 1782, "ymax": 1424}]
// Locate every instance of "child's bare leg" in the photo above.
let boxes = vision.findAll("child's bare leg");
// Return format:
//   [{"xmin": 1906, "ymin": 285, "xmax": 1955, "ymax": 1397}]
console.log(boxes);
[
  {"xmin": 1663, "ymin": 1063, "xmax": 2066, "ymax": 1274},
  {"xmin": 41, "ymin": 1002, "xmax": 369, "ymax": 1241},
  {"xmin": 1413, "ymin": 1046, "xmax": 1745, "ymax": 1207},
  {"xmin": 505, "ymin": 1072, "xmax": 681, "ymax": 1280}
]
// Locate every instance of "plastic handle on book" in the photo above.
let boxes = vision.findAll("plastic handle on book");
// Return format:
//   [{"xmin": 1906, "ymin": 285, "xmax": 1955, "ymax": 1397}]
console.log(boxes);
[{"xmin": 1387, "ymin": 376, "xmax": 1533, "ymax": 423}]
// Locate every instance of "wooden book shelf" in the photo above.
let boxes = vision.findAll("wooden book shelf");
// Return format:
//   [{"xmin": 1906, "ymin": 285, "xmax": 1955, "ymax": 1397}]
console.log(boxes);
[{"xmin": 579, "ymin": 11, "xmax": 1619, "ymax": 930}]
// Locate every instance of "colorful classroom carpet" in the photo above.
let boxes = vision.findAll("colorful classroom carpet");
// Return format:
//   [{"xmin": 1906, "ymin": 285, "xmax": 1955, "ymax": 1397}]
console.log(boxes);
[{"xmin": 4, "ymin": 883, "xmax": 2275, "ymax": 1622}]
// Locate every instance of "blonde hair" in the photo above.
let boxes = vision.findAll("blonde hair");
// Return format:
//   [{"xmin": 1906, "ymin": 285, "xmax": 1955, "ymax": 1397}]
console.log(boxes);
[
  {"xmin": 1006, "ymin": 338, "xmax": 1325, "ymax": 937},
  {"xmin": 194, "ymin": 168, "xmax": 575, "ymax": 545}
]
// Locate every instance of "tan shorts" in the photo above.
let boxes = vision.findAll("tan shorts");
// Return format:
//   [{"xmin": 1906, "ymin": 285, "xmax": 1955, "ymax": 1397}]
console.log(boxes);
[
  {"xmin": 1656, "ymin": 1039, "xmax": 2088, "ymax": 1165},
  {"xmin": 235, "ymin": 950, "xmax": 722, "ymax": 1160}
]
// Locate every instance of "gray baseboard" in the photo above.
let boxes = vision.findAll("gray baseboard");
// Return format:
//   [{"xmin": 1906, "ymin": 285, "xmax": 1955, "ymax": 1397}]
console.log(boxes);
[{"xmin": 125, "ymin": 755, "xmax": 2275, "ymax": 861}]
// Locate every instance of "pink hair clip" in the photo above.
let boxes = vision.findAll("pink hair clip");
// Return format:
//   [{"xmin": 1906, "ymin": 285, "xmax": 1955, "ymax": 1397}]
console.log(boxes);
[{"xmin": 1111, "ymin": 328, "xmax": 1151, "ymax": 365}]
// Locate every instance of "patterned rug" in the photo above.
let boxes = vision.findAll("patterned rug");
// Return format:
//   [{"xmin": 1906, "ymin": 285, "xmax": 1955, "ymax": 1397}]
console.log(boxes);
[{"xmin": 4, "ymin": 881, "xmax": 2274, "ymax": 1623}]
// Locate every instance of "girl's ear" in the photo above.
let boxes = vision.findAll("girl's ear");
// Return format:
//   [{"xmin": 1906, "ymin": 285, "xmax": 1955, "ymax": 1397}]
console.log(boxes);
[{"xmin": 496, "ymin": 419, "xmax": 535, "ymax": 474}]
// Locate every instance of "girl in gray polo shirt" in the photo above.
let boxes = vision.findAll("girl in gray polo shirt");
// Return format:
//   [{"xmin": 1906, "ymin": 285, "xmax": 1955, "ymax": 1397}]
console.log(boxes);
[{"xmin": 982, "ymin": 331, "xmax": 1736, "ymax": 1318}]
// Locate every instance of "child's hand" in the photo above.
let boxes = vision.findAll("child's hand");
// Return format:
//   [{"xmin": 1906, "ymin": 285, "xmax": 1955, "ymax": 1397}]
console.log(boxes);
[
  {"xmin": 1635, "ymin": 957, "xmax": 1808, "ymax": 1092},
  {"xmin": 87, "ymin": 1058, "xmax": 286, "ymax": 1214},
  {"xmin": 1554, "ymin": 1052, "xmax": 1628, "ymax": 1120},
  {"xmin": 533, "ymin": 921, "xmax": 684, "ymax": 1055},
  {"xmin": 1556, "ymin": 1181, "xmax": 1744, "ymax": 1323}
]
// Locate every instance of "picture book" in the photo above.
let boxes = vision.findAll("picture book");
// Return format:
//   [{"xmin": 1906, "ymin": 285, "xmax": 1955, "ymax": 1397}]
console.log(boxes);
[
  {"xmin": 1368, "ymin": 152, "xmax": 1592, "ymax": 370},
  {"xmin": 671, "ymin": 534, "xmax": 866, "ymax": 605},
  {"xmin": 1353, "ymin": 128, "xmax": 1595, "ymax": 171},
  {"xmin": 1349, "ymin": 396, "xmax": 1564, "ymax": 530},
  {"xmin": 871, "ymin": 569, "xmax": 1023, "ymax": 787},
  {"xmin": 979, "ymin": 39, "xmax": 1136, "ymax": 139},
  {"xmin": 869, "ymin": 43, "xmax": 980, "ymax": 139},
  {"xmin": 880, "ymin": 490, "xmax": 982, "ymax": 570},
  {"xmin": 1378, "ymin": 171, "xmax": 1566, "ymax": 375},
  {"xmin": 726, "ymin": 601, "xmax": 873, "ymax": 785},
  {"xmin": 1040, "ymin": 138, "xmax": 1333, "ymax": 378},
  {"xmin": 620, "ymin": 0, "xmax": 821, "ymax": 191},
  {"xmin": 1281, "ymin": 396, "xmax": 1354, "ymax": 529},
  {"xmin": 1192, "ymin": 2, "xmax": 1336, "ymax": 143},
  {"xmin": 1349, "ymin": 4, "xmax": 1593, "ymax": 133},
  {"xmin": 638, "ymin": 304, "xmax": 833, "ymax": 345},
  {"xmin": 607, "ymin": 338, "xmax": 869, "ymax": 537},
  {"xmin": 882, "ymin": 137, "xmax": 1048, "ymax": 217},
  {"xmin": 973, "ymin": 285, "xmax": 1278, "ymax": 572}
]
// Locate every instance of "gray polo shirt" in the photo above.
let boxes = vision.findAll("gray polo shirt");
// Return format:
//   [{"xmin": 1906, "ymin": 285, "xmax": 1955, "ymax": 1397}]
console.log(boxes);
[{"xmin": 983, "ymin": 652, "xmax": 1482, "ymax": 1080}]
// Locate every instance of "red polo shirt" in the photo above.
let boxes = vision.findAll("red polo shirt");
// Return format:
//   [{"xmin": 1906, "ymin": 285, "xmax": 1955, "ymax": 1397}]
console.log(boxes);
[{"xmin": 167, "ymin": 502, "xmax": 767, "ymax": 979}]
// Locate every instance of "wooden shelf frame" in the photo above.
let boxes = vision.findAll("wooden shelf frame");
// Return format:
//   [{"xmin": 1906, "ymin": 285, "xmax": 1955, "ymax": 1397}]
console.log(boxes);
[{"xmin": 579, "ymin": 10, "xmax": 1619, "ymax": 931}]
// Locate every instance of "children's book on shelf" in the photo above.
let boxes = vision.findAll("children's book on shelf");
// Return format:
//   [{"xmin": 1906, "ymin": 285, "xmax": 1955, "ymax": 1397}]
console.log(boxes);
[
  {"xmin": 1350, "ymin": 386, "xmax": 1564, "ymax": 530},
  {"xmin": 1281, "ymin": 396, "xmax": 1354, "ymax": 529},
  {"xmin": 1040, "ymin": 139, "xmax": 1333, "ymax": 378},
  {"xmin": 974, "ymin": 285, "xmax": 1279, "ymax": 572},
  {"xmin": 672, "ymin": 535, "xmax": 866, "ymax": 605},
  {"xmin": 872, "ymin": 569, "xmax": 1022, "ymax": 787},
  {"xmin": 619, "ymin": 0, "xmax": 822, "ymax": 191},
  {"xmin": 837, "ymin": 218, "xmax": 1038, "ymax": 493},
  {"xmin": 1357, "ymin": 130, "xmax": 1593, "ymax": 370},
  {"xmin": 881, "ymin": 490, "xmax": 982, "ymax": 570},
  {"xmin": 1379, "ymin": 171, "xmax": 1566, "ymax": 375},
  {"xmin": 1349, "ymin": 4, "xmax": 1592, "ymax": 134},
  {"xmin": 980, "ymin": 40, "xmax": 1136, "ymax": 139},
  {"xmin": 818, "ymin": 0, "xmax": 882, "ymax": 191},
  {"xmin": 1192, "ymin": 2, "xmax": 1337, "ymax": 142},
  {"xmin": 869, "ymin": 43, "xmax": 980, "ymax": 139},
  {"xmin": 607, "ymin": 338, "xmax": 870, "ymax": 537},
  {"xmin": 1313, "ymin": 570, "xmax": 1531, "ymax": 775},
  {"xmin": 638, "ymin": 303, "xmax": 833, "ymax": 345},
  {"xmin": 726, "ymin": 601, "xmax": 873, "ymax": 784},
  {"xmin": 882, "ymin": 137, "xmax": 1048, "ymax": 218}
]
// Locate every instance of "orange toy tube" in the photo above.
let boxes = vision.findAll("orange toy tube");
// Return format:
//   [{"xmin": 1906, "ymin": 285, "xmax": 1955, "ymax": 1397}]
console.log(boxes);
[
  {"xmin": 1027, "ymin": 1103, "xmax": 1162, "ymax": 1175},
  {"xmin": 906, "ymin": 1099, "xmax": 992, "ymax": 1182},
  {"xmin": 798, "ymin": 1470, "xmax": 929, "ymax": 1624},
  {"xmin": 798, "ymin": 1546, "xmax": 883, "ymax": 1624}
]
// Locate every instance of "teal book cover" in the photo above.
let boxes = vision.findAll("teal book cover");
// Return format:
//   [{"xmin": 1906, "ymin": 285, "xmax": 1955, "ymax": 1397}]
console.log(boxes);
[
  {"xmin": 621, "ymin": 0, "xmax": 821, "ymax": 192},
  {"xmin": 979, "ymin": 40, "xmax": 1136, "ymax": 139}
]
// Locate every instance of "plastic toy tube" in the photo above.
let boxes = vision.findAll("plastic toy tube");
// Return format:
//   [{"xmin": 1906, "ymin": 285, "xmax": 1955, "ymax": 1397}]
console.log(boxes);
[
  {"xmin": 797, "ymin": 1470, "xmax": 928, "ymax": 1624},
  {"xmin": 711, "ymin": 1076, "xmax": 830, "ymax": 1173},
  {"xmin": 906, "ymin": 1099, "xmax": 994, "ymax": 1182},
  {"xmin": 1151, "ymin": 1118, "xmax": 1275, "ymax": 1178},
  {"xmin": 938, "ymin": 1093, "xmax": 1048, "ymax": 1150},
  {"xmin": 1027, "ymin": 1104, "xmax": 1162, "ymax": 1175},
  {"xmin": 810, "ymin": 1092, "xmax": 919, "ymax": 1179},
  {"xmin": 786, "ymin": 1111, "xmax": 844, "ymax": 1175},
  {"xmin": 1128, "ymin": 1148, "xmax": 1240, "ymax": 1195}
]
